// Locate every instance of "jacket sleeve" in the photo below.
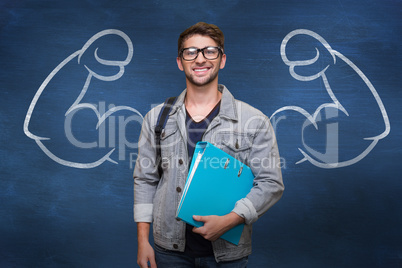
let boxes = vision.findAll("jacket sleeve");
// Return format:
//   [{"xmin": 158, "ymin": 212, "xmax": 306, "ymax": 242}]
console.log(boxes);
[
  {"xmin": 133, "ymin": 108, "xmax": 161, "ymax": 223},
  {"xmin": 232, "ymin": 116, "xmax": 284, "ymax": 225}
]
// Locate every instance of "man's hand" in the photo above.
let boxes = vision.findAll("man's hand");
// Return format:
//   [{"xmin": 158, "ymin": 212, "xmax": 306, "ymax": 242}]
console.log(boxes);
[
  {"xmin": 137, "ymin": 222, "xmax": 157, "ymax": 268},
  {"xmin": 137, "ymin": 241, "xmax": 156, "ymax": 268},
  {"xmin": 192, "ymin": 212, "xmax": 245, "ymax": 241}
]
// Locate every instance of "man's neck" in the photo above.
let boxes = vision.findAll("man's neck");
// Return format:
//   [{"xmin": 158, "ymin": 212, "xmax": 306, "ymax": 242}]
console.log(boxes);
[
  {"xmin": 185, "ymin": 80, "xmax": 221, "ymax": 104},
  {"xmin": 185, "ymin": 82, "xmax": 222, "ymax": 122}
]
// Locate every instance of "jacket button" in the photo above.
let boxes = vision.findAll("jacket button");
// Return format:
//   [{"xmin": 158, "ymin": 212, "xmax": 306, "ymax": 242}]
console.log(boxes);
[
  {"xmin": 235, "ymin": 139, "xmax": 240, "ymax": 149},
  {"xmin": 173, "ymin": 244, "xmax": 178, "ymax": 249},
  {"xmin": 176, "ymin": 187, "xmax": 182, "ymax": 193},
  {"xmin": 178, "ymin": 159, "xmax": 184, "ymax": 165}
]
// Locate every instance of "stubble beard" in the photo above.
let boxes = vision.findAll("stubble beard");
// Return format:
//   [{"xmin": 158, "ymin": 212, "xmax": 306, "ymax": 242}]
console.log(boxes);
[
  {"xmin": 185, "ymin": 70, "xmax": 219, "ymax": 87},
  {"xmin": 184, "ymin": 59, "xmax": 221, "ymax": 87}
]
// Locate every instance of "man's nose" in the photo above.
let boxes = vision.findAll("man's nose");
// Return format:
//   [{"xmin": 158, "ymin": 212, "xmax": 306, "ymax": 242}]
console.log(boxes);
[{"xmin": 195, "ymin": 51, "xmax": 207, "ymax": 64}]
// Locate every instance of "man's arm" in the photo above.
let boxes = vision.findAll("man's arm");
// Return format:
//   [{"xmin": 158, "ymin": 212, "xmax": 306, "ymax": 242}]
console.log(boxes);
[
  {"xmin": 232, "ymin": 116, "xmax": 284, "ymax": 225},
  {"xmin": 134, "ymin": 110, "xmax": 160, "ymax": 267},
  {"xmin": 137, "ymin": 222, "xmax": 157, "ymax": 268}
]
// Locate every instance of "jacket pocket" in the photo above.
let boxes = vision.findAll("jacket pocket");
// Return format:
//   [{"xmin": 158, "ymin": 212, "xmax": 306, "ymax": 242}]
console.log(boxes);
[
  {"xmin": 215, "ymin": 132, "xmax": 254, "ymax": 165},
  {"xmin": 159, "ymin": 122, "xmax": 179, "ymax": 159}
]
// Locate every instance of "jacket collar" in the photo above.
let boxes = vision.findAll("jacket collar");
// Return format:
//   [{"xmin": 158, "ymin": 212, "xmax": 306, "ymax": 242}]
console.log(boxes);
[{"xmin": 172, "ymin": 84, "xmax": 238, "ymax": 122}]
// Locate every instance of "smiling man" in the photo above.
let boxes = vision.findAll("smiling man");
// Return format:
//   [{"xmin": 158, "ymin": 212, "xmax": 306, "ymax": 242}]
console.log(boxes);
[
  {"xmin": 177, "ymin": 34, "xmax": 225, "ymax": 87},
  {"xmin": 134, "ymin": 22, "xmax": 284, "ymax": 268}
]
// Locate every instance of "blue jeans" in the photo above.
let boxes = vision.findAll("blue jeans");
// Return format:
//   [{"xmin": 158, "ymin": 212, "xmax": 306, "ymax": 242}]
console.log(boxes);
[{"xmin": 154, "ymin": 244, "xmax": 248, "ymax": 268}]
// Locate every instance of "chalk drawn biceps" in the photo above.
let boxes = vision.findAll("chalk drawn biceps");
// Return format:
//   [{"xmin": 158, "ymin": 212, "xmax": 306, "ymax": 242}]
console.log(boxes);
[
  {"xmin": 272, "ymin": 29, "xmax": 391, "ymax": 168},
  {"xmin": 23, "ymin": 29, "xmax": 143, "ymax": 169}
]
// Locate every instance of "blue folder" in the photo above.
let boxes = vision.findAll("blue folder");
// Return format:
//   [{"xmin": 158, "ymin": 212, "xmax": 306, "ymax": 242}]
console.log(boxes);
[{"xmin": 176, "ymin": 141, "xmax": 254, "ymax": 245}]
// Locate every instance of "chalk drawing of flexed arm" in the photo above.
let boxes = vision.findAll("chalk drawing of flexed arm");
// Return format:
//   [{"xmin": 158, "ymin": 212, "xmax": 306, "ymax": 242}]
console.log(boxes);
[
  {"xmin": 24, "ymin": 29, "xmax": 142, "ymax": 168},
  {"xmin": 271, "ymin": 29, "xmax": 390, "ymax": 168}
]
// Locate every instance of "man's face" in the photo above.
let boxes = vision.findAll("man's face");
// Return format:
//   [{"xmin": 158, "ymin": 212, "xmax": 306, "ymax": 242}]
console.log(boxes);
[{"xmin": 177, "ymin": 34, "xmax": 226, "ymax": 87}]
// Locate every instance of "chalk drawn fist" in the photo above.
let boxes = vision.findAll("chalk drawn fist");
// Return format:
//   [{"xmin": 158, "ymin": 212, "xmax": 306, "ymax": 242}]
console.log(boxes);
[
  {"xmin": 271, "ymin": 29, "xmax": 390, "ymax": 168},
  {"xmin": 24, "ymin": 29, "xmax": 142, "ymax": 168}
]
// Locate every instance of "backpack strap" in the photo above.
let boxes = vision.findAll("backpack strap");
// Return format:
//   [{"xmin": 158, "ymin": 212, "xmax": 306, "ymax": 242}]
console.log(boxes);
[{"xmin": 155, "ymin": 96, "xmax": 178, "ymax": 177}]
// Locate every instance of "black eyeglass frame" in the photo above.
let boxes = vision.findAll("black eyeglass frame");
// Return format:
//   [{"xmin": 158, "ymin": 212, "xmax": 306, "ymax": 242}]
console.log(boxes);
[{"xmin": 179, "ymin": 46, "xmax": 223, "ymax": 61}]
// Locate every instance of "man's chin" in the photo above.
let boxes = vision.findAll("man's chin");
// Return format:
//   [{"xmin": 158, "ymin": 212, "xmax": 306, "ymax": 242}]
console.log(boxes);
[{"xmin": 186, "ymin": 75, "xmax": 217, "ymax": 87}]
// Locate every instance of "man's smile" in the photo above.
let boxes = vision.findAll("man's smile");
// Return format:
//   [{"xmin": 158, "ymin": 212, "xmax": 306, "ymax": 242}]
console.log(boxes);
[{"xmin": 193, "ymin": 66, "xmax": 211, "ymax": 75}]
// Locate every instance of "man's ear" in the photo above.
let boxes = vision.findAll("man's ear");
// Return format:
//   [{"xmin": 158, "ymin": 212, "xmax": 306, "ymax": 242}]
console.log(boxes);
[
  {"xmin": 219, "ymin": 54, "xmax": 227, "ymax": 69},
  {"xmin": 176, "ymin": 57, "xmax": 184, "ymax": 71}
]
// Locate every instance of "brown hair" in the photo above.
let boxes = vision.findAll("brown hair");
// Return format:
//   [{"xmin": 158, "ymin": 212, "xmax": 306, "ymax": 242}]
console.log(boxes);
[{"xmin": 178, "ymin": 22, "xmax": 224, "ymax": 55}]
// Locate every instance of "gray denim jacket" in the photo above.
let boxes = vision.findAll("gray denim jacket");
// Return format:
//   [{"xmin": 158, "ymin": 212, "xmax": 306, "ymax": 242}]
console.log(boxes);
[{"xmin": 134, "ymin": 85, "xmax": 284, "ymax": 262}]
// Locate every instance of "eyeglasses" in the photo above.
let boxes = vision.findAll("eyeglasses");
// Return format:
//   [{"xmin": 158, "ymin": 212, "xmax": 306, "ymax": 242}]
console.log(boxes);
[{"xmin": 180, "ymin": 46, "xmax": 222, "ymax": 61}]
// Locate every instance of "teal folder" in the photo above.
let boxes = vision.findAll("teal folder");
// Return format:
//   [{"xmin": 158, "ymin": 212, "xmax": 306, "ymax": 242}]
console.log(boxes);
[{"xmin": 176, "ymin": 141, "xmax": 254, "ymax": 245}]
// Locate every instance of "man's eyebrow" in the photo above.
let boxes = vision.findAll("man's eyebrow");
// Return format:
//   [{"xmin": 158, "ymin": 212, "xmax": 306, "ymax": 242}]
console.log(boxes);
[{"xmin": 184, "ymin": 46, "xmax": 216, "ymax": 49}]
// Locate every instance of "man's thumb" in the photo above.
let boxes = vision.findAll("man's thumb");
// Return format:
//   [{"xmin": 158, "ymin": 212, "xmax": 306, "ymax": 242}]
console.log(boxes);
[{"xmin": 193, "ymin": 215, "xmax": 204, "ymax": 222}]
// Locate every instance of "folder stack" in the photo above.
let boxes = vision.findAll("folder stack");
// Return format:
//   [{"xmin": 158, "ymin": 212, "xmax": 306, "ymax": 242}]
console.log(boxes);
[{"xmin": 176, "ymin": 142, "xmax": 254, "ymax": 245}]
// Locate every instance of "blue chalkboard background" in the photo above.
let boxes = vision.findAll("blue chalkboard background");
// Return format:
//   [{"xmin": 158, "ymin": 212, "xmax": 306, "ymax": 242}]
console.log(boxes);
[{"xmin": 1, "ymin": 0, "xmax": 401, "ymax": 267}]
